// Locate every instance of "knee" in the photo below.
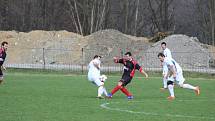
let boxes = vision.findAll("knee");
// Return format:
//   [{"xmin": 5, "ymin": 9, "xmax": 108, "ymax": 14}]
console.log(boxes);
[
  {"xmin": 179, "ymin": 84, "xmax": 184, "ymax": 88},
  {"xmin": 167, "ymin": 81, "xmax": 174, "ymax": 85},
  {"xmin": 100, "ymin": 82, "xmax": 104, "ymax": 86},
  {"xmin": 118, "ymin": 80, "xmax": 123, "ymax": 86},
  {"xmin": 163, "ymin": 74, "xmax": 167, "ymax": 78}
]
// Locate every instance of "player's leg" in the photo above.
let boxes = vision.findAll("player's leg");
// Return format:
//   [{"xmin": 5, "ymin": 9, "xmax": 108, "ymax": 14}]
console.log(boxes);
[
  {"xmin": 161, "ymin": 65, "xmax": 168, "ymax": 90},
  {"xmin": 0, "ymin": 77, "xmax": 3, "ymax": 84},
  {"xmin": 176, "ymin": 72, "xmax": 200, "ymax": 95},
  {"xmin": 88, "ymin": 73, "xmax": 106, "ymax": 99},
  {"xmin": 102, "ymin": 86, "xmax": 108, "ymax": 96},
  {"xmin": 0, "ymin": 69, "xmax": 4, "ymax": 85},
  {"xmin": 167, "ymin": 76, "xmax": 175, "ymax": 100},
  {"xmin": 120, "ymin": 86, "xmax": 133, "ymax": 99},
  {"xmin": 99, "ymin": 75, "xmax": 108, "ymax": 96},
  {"xmin": 119, "ymin": 76, "xmax": 133, "ymax": 99},
  {"xmin": 108, "ymin": 76, "xmax": 133, "ymax": 99},
  {"xmin": 93, "ymin": 78, "xmax": 106, "ymax": 98},
  {"xmin": 108, "ymin": 81, "xmax": 123, "ymax": 98}
]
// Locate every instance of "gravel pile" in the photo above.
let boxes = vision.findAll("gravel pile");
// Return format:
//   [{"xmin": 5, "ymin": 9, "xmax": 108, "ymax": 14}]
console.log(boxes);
[
  {"xmin": 144, "ymin": 34, "xmax": 211, "ymax": 69},
  {"xmin": 0, "ymin": 30, "xmax": 86, "ymax": 64},
  {"xmin": 83, "ymin": 29, "xmax": 150, "ymax": 65},
  {"xmin": 1, "ymin": 29, "xmax": 150, "ymax": 65},
  {"xmin": 1, "ymin": 30, "xmax": 213, "ymax": 70}
]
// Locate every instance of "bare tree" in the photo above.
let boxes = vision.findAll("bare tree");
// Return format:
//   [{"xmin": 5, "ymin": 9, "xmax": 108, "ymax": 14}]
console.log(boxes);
[
  {"xmin": 148, "ymin": 0, "xmax": 174, "ymax": 34},
  {"xmin": 90, "ymin": 0, "xmax": 96, "ymax": 34},
  {"xmin": 0, "ymin": 0, "xmax": 9, "ymax": 30},
  {"xmin": 195, "ymin": 0, "xmax": 215, "ymax": 45},
  {"xmin": 134, "ymin": 0, "xmax": 140, "ymax": 36},
  {"xmin": 67, "ymin": 0, "xmax": 80, "ymax": 34},
  {"xmin": 209, "ymin": 0, "xmax": 215, "ymax": 46}
]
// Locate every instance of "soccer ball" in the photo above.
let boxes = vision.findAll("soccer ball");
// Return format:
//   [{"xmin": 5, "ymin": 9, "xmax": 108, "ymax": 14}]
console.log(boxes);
[{"xmin": 99, "ymin": 75, "xmax": 107, "ymax": 82}]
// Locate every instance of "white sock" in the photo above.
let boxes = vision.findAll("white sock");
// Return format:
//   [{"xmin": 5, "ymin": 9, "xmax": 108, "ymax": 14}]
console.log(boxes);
[
  {"xmin": 103, "ymin": 87, "xmax": 108, "ymax": 96},
  {"xmin": 168, "ymin": 84, "xmax": 175, "ymax": 97},
  {"xmin": 182, "ymin": 84, "xmax": 196, "ymax": 90},
  {"xmin": 163, "ymin": 78, "xmax": 167, "ymax": 88},
  {"xmin": 98, "ymin": 86, "xmax": 103, "ymax": 96}
]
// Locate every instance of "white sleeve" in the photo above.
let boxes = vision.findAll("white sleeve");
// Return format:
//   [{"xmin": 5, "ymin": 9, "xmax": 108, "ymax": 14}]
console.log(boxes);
[
  {"xmin": 93, "ymin": 59, "xmax": 99, "ymax": 65},
  {"xmin": 93, "ymin": 59, "xmax": 101, "ymax": 69},
  {"xmin": 163, "ymin": 50, "xmax": 167, "ymax": 57},
  {"xmin": 165, "ymin": 49, "xmax": 172, "ymax": 58},
  {"xmin": 164, "ymin": 58, "xmax": 174, "ymax": 67}
]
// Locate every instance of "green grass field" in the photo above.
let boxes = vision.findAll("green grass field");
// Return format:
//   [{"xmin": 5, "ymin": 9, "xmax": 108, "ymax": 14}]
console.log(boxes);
[{"xmin": 0, "ymin": 71, "xmax": 215, "ymax": 121}]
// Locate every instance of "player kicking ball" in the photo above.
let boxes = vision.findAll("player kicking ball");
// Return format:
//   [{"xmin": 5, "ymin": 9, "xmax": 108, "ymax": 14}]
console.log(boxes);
[
  {"xmin": 107, "ymin": 52, "xmax": 148, "ymax": 99},
  {"xmin": 88, "ymin": 55, "xmax": 108, "ymax": 99},
  {"xmin": 158, "ymin": 53, "xmax": 200, "ymax": 100}
]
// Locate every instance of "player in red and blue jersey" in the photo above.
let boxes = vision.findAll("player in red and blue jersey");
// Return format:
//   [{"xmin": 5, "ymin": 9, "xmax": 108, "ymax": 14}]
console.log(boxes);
[
  {"xmin": 0, "ymin": 41, "xmax": 8, "ymax": 84},
  {"xmin": 108, "ymin": 52, "xmax": 148, "ymax": 99}
]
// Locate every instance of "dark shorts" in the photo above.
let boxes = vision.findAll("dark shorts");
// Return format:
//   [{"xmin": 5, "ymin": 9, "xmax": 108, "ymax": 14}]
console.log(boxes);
[{"xmin": 119, "ymin": 75, "xmax": 133, "ymax": 86}]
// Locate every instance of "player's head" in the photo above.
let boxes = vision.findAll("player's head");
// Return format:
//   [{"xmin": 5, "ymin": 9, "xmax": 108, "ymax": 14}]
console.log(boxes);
[
  {"xmin": 1, "ymin": 41, "xmax": 8, "ymax": 51},
  {"xmin": 158, "ymin": 53, "xmax": 165, "ymax": 62},
  {"xmin": 93, "ymin": 55, "xmax": 102, "ymax": 60},
  {"xmin": 124, "ymin": 52, "xmax": 132, "ymax": 60},
  {"xmin": 161, "ymin": 42, "xmax": 166, "ymax": 50}
]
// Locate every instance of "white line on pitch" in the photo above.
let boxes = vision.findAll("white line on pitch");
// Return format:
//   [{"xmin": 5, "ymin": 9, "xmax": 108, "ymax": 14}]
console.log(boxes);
[{"xmin": 100, "ymin": 102, "xmax": 215, "ymax": 120}]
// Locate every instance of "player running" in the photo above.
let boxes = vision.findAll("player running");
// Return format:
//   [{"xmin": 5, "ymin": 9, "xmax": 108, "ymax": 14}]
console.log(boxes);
[
  {"xmin": 107, "ymin": 52, "xmax": 148, "ymax": 99},
  {"xmin": 158, "ymin": 53, "xmax": 200, "ymax": 100},
  {"xmin": 161, "ymin": 42, "xmax": 172, "ymax": 90},
  {"xmin": 88, "ymin": 55, "xmax": 108, "ymax": 99}
]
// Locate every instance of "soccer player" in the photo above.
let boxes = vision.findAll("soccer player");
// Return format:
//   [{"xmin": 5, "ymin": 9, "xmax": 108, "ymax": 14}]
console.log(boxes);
[
  {"xmin": 0, "ymin": 41, "xmax": 8, "ymax": 85},
  {"xmin": 107, "ymin": 52, "xmax": 148, "ymax": 99},
  {"xmin": 157, "ymin": 53, "xmax": 200, "ymax": 100},
  {"xmin": 161, "ymin": 42, "xmax": 172, "ymax": 90},
  {"xmin": 88, "ymin": 55, "xmax": 108, "ymax": 99}
]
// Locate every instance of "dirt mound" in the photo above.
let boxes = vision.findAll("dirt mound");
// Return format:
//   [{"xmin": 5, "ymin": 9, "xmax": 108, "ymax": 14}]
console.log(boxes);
[
  {"xmin": 0, "ymin": 30, "xmax": 86, "ymax": 64},
  {"xmin": 83, "ymin": 29, "xmax": 151, "ymax": 65},
  {"xmin": 1, "ymin": 29, "xmax": 150, "ymax": 65},
  {"xmin": 1, "ymin": 30, "xmax": 213, "ymax": 70},
  {"xmin": 144, "ymin": 34, "xmax": 211, "ymax": 69}
]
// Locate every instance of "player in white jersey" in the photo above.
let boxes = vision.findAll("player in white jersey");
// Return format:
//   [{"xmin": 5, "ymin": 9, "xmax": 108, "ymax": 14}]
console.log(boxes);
[
  {"xmin": 88, "ymin": 55, "xmax": 108, "ymax": 99},
  {"xmin": 158, "ymin": 53, "xmax": 200, "ymax": 100},
  {"xmin": 161, "ymin": 42, "xmax": 172, "ymax": 58},
  {"xmin": 161, "ymin": 42, "xmax": 172, "ymax": 90}
]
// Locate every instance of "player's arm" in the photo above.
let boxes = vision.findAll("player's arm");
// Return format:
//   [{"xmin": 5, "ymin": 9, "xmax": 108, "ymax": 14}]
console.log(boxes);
[
  {"xmin": 93, "ymin": 60, "xmax": 100, "ymax": 70},
  {"xmin": 0, "ymin": 56, "xmax": 5, "ymax": 70},
  {"xmin": 0, "ymin": 49, "xmax": 4, "ymax": 62},
  {"xmin": 164, "ymin": 59, "xmax": 176, "ymax": 77},
  {"xmin": 113, "ymin": 57, "xmax": 124, "ymax": 64},
  {"xmin": 169, "ymin": 65, "xmax": 176, "ymax": 77},
  {"xmin": 140, "ymin": 69, "xmax": 148, "ymax": 78},
  {"xmin": 1, "ymin": 65, "xmax": 6, "ymax": 70},
  {"xmin": 166, "ymin": 61, "xmax": 176, "ymax": 78},
  {"xmin": 136, "ymin": 64, "xmax": 148, "ymax": 78}
]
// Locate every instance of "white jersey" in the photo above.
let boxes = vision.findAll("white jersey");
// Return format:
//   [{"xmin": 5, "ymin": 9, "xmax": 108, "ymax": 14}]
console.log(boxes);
[
  {"xmin": 163, "ymin": 48, "xmax": 172, "ymax": 75},
  {"xmin": 88, "ymin": 58, "xmax": 101, "ymax": 78},
  {"xmin": 163, "ymin": 57, "xmax": 182, "ymax": 73},
  {"xmin": 164, "ymin": 57, "xmax": 185, "ymax": 84},
  {"xmin": 163, "ymin": 48, "xmax": 172, "ymax": 58}
]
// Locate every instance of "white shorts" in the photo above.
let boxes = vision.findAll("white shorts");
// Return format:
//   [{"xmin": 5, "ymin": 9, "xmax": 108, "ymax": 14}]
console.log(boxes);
[
  {"xmin": 88, "ymin": 74, "xmax": 103, "ymax": 86},
  {"xmin": 167, "ymin": 71, "xmax": 185, "ymax": 85}
]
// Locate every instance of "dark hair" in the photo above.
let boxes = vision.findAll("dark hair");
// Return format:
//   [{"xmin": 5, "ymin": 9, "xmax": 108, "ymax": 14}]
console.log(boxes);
[
  {"xmin": 1, "ymin": 41, "xmax": 8, "ymax": 46},
  {"xmin": 93, "ymin": 55, "xmax": 101, "ymax": 59},
  {"xmin": 158, "ymin": 53, "xmax": 165, "ymax": 57},
  {"xmin": 161, "ymin": 42, "xmax": 166, "ymax": 46},
  {"xmin": 125, "ymin": 52, "xmax": 132, "ymax": 56}
]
